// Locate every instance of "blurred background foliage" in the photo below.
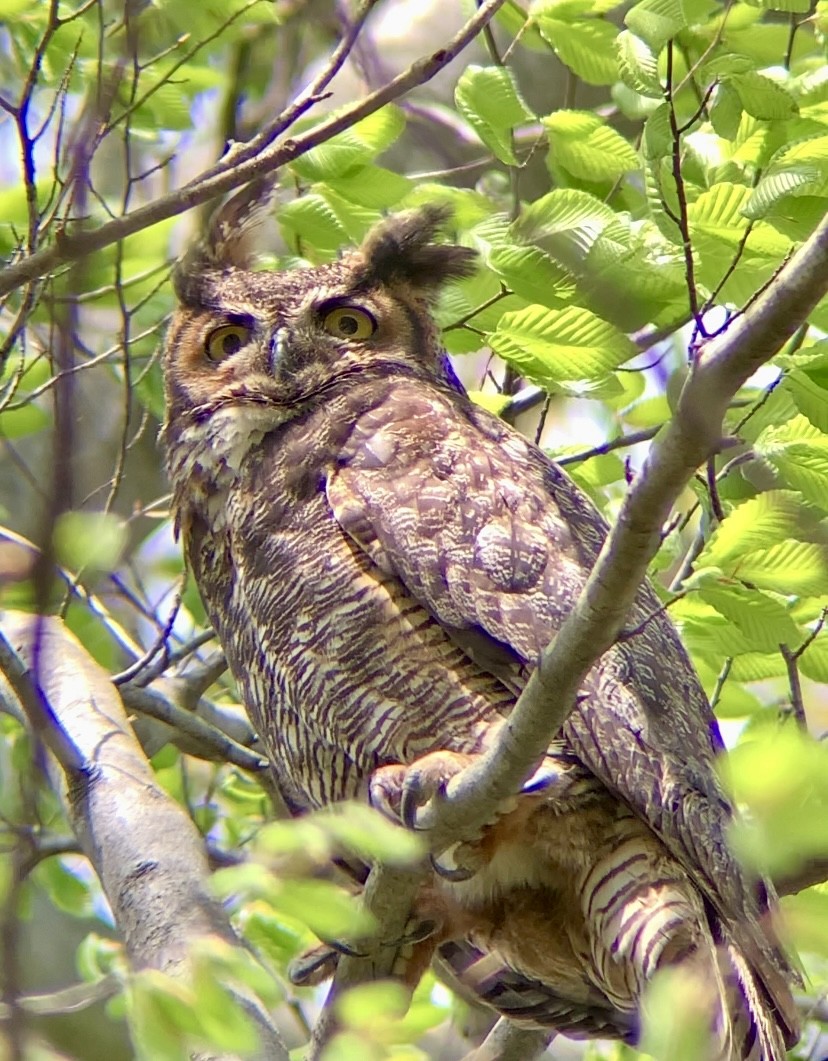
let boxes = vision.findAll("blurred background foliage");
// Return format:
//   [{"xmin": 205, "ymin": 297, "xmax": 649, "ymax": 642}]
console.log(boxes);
[{"xmin": 0, "ymin": 0, "xmax": 827, "ymax": 1057}]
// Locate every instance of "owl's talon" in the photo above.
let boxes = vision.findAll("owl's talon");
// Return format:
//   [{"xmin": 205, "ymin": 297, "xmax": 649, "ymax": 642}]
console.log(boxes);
[
  {"xmin": 430, "ymin": 852, "xmax": 476, "ymax": 882},
  {"xmin": 401, "ymin": 777, "xmax": 449, "ymax": 830},
  {"xmin": 324, "ymin": 936, "xmax": 368, "ymax": 958},
  {"xmin": 288, "ymin": 944, "xmax": 340, "ymax": 986},
  {"xmin": 401, "ymin": 917, "xmax": 439, "ymax": 944},
  {"xmin": 522, "ymin": 762, "xmax": 561, "ymax": 795}
]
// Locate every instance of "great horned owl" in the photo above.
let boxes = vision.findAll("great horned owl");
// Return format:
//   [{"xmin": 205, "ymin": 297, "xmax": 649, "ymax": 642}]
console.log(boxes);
[{"xmin": 162, "ymin": 194, "xmax": 798, "ymax": 1059}]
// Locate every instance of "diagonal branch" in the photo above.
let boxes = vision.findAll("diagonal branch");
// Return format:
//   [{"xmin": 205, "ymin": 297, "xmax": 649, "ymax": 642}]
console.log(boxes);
[
  {"xmin": 0, "ymin": 0, "xmax": 506, "ymax": 300},
  {"xmin": 422, "ymin": 210, "xmax": 828, "ymax": 844}
]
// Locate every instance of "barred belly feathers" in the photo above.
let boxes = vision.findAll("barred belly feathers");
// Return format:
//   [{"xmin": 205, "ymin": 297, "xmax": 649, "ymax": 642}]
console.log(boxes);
[{"xmin": 162, "ymin": 190, "xmax": 799, "ymax": 1060}]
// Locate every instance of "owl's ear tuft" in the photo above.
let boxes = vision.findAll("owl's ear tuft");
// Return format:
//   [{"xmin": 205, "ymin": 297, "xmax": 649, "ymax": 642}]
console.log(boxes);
[
  {"xmin": 354, "ymin": 205, "xmax": 477, "ymax": 296},
  {"xmin": 173, "ymin": 179, "xmax": 274, "ymax": 305}
]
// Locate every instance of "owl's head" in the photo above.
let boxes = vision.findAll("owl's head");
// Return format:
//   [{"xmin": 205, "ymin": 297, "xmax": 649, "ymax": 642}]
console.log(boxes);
[{"xmin": 162, "ymin": 193, "xmax": 477, "ymax": 442}]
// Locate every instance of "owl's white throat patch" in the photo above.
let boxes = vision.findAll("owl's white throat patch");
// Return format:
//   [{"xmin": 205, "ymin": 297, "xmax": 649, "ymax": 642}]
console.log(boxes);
[{"xmin": 170, "ymin": 404, "xmax": 278, "ymax": 529}]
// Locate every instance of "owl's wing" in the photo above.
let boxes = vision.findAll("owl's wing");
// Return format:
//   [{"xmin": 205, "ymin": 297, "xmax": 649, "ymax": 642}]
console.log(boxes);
[{"xmin": 325, "ymin": 381, "xmax": 797, "ymax": 1023}]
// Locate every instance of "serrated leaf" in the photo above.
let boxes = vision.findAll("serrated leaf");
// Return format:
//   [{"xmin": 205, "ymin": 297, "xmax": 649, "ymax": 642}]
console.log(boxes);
[
  {"xmin": 709, "ymin": 82, "xmax": 743, "ymax": 140},
  {"xmin": 798, "ymin": 631, "xmax": 828, "ymax": 681},
  {"xmin": 291, "ymin": 106, "xmax": 405, "ymax": 181},
  {"xmin": 726, "ymin": 652, "xmax": 788, "ymax": 681},
  {"xmin": 688, "ymin": 181, "xmax": 751, "ymax": 237},
  {"xmin": 536, "ymin": 17, "xmax": 619, "ymax": 85},
  {"xmin": 699, "ymin": 490, "xmax": 815, "ymax": 568},
  {"xmin": 326, "ymin": 166, "xmax": 411, "ymax": 209},
  {"xmin": 544, "ymin": 110, "xmax": 639, "ymax": 181},
  {"xmin": 755, "ymin": 415, "xmax": 828, "ymax": 509},
  {"xmin": 624, "ymin": 0, "xmax": 688, "ymax": 49},
  {"xmin": 731, "ymin": 72, "xmax": 799, "ymax": 120},
  {"xmin": 455, "ymin": 66, "xmax": 533, "ymax": 165},
  {"xmin": 516, "ymin": 187, "xmax": 616, "ymax": 241},
  {"xmin": 489, "ymin": 243, "xmax": 574, "ymax": 307},
  {"xmin": 787, "ymin": 369, "xmax": 828, "ymax": 432},
  {"xmin": 698, "ymin": 584, "xmax": 802, "ymax": 651},
  {"xmin": 744, "ymin": 166, "xmax": 825, "ymax": 219},
  {"xmin": 642, "ymin": 104, "xmax": 672, "ymax": 159},
  {"xmin": 489, "ymin": 304, "xmax": 636, "ymax": 385},
  {"xmin": 733, "ymin": 540, "xmax": 828, "ymax": 595},
  {"xmin": 617, "ymin": 30, "xmax": 663, "ymax": 97}
]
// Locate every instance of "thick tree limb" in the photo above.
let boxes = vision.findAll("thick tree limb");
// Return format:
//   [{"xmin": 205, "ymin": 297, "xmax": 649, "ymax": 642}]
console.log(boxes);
[
  {"xmin": 0, "ymin": 611, "xmax": 288, "ymax": 1061},
  {"xmin": 0, "ymin": 0, "xmax": 506, "ymax": 299}
]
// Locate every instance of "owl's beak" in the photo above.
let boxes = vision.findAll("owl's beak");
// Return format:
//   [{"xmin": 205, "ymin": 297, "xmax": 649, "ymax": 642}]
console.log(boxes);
[{"xmin": 269, "ymin": 326, "xmax": 288, "ymax": 373}]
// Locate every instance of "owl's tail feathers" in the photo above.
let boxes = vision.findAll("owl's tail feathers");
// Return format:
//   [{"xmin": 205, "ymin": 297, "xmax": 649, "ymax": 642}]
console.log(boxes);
[
  {"xmin": 718, "ymin": 934, "xmax": 798, "ymax": 1061},
  {"xmin": 581, "ymin": 833, "xmax": 797, "ymax": 1061},
  {"xmin": 434, "ymin": 939, "xmax": 638, "ymax": 1043}
]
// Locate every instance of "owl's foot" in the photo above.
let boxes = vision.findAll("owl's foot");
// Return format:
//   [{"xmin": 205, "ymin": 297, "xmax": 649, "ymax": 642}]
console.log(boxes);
[
  {"xmin": 370, "ymin": 754, "xmax": 564, "ymax": 833},
  {"xmin": 287, "ymin": 916, "xmax": 441, "ymax": 987},
  {"xmin": 370, "ymin": 751, "xmax": 477, "ymax": 830}
]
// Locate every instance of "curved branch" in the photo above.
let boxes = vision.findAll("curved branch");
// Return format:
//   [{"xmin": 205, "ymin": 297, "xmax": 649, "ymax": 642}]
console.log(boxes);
[{"xmin": 0, "ymin": 0, "xmax": 506, "ymax": 300}]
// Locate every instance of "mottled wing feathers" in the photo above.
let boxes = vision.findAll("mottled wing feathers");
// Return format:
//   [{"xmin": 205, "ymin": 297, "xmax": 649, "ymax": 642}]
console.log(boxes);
[{"xmin": 325, "ymin": 376, "xmax": 798, "ymax": 1041}]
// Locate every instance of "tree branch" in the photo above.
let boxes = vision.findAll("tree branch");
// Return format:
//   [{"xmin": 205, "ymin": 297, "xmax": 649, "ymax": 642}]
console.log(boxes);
[
  {"xmin": 0, "ymin": 0, "xmax": 506, "ymax": 300},
  {"xmin": 0, "ymin": 611, "xmax": 288, "ymax": 1061},
  {"xmin": 419, "ymin": 210, "xmax": 828, "ymax": 844}
]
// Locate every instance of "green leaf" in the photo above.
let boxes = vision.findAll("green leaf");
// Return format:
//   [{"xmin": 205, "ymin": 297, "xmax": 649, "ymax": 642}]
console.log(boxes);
[
  {"xmin": 744, "ymin": 166, "xmax": 825, "ymax": 219},
  {"xmin": 326, "ymin": 167, "xmax": 412, "ymax": 210},
  {"xmin": 733, "ymin": 541, "xmax": 828, "ymax": 596},
  {"xmin": 730, "ymin": 72, "xmax": 799, "ymax": 120},
  {"xmin": 699, "ymin": 490, "xmax": 815, "ymax": 568},
  {"xmin": 455, "ymin": 65, "xmax": 533, "ymax": 165},
  {"xmin": 798, "ymin": 631, "xmax": 828, "ymax": 682},
  {"xmin": 726, "ymin": 728, "xmax": 828, "ymax": 877},
  {"xmin": 640, "ymin": 967, "xmax": 712, "ymax": 1061},
  {"xmin": 544, "ymin": 110, "xmax": 640, "ymax": 180},
  {"xmin": 787, "ymin": 368, "xmax": 828, "ymax": 433},
  {"xmin": 336, "ymin": 981, "xmax": 409, "ymax": 1030},
  {"xmin": 0, "ymin": 402, "xmax": 50, "ymax": 438},
  {"xmin": 53, "ymin": 512, "xmax": 127, "ymax": 573},
  {"xmin": 536, "ymin": 17, "xmax": 620, "ymax": 85},
  {"xmin": 489, "ymin": 243, "xmax": 574, "ymax": 307},
  {"xmin": 616, "ymin": 30, "xmax": 663, "ymax": 98},
  {"xmin": 319, "ymin": 803, "xmax": 424, "ymax": 865},
  {"xmin": 489, "ymin": 304, "xmax": 636, "ymax": 385},
  {"xmin": 292, "ymin": 106, "xmax": 405, "ymax": 181},
  {"xmin": 625, "ymin": 0, "xmax": 688, "ymax": 50},
  {"xmin": 698, "ymin": 583, "xmax": 802, "ymax": 652},
  {"xmin": 642, "ymin": 103, "xmax": 672, "ymax": 159},
  {"xmin": 755, "ymin": 415, "xmax": 828, "ymax": 510},
  {"xmin": 275, "ymin": 879, "xmax": 376, "ymax": 940},
  {"xmin": 709, "ymin": 82, "xmax": 743, "ymax": 140},
  {"xmin": 687, "ymin": 181, "xmax": 751, "ymax": 238},
  {"xmin": 515, "ymin": 188, "xmax": 615, "ymax": 255}
]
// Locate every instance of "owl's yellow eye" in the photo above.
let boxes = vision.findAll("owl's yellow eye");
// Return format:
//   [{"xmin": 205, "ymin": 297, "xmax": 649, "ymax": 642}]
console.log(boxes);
[
  {"xmin": 205, "ymin": 323, "xmax": 252, "ymax": 362},
  {"xmin": 322, "ymin": 305, "xmax": 376, "ymax": 340}
]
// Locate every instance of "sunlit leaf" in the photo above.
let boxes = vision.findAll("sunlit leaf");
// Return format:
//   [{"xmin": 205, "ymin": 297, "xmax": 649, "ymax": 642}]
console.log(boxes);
[
  {"xmin": 536, "ymin": 17, "xmax": 620, "ymax": 85},
  {"xmin": 544, "ymin": 110, "xmax": 640, "ymax": 180},
  {"xmin": 455, "ymin": 65, "xmax": 534, "ymax": 165},
  {"xmin": 489, "ymin": 304, "xmax": 636, "ymax": 385}
]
